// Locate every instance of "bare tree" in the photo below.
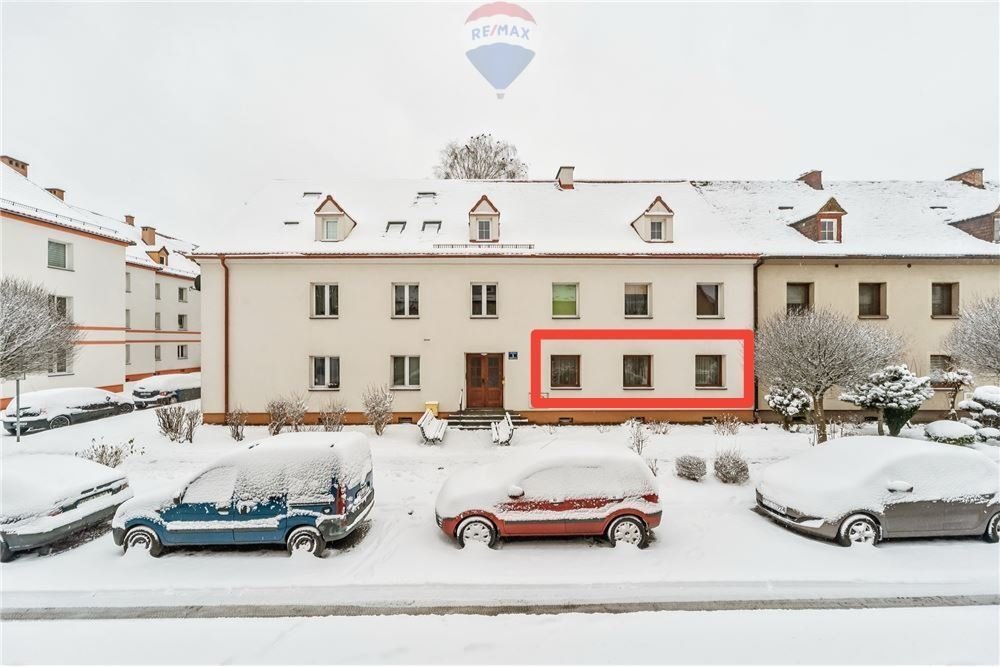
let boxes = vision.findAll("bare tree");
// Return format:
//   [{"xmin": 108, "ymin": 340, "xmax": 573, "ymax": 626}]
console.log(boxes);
[
  {"xmin": 946, "ymin": 295, "xmax": 1000, "ymax": 380},
  {"xmin": 0, "ymin": 277, "xmax": 81, "ymax": 379},
  {"xmin": 362, "ymin": 384, "xmax": 394, "ymax": 436},
  {"xmin": 433, "ymin": 134, "xmax": 528, "ymax": 179},
  {"xmin": 756, "ymin": 309, "xmax": 905, "ymax": 443}
]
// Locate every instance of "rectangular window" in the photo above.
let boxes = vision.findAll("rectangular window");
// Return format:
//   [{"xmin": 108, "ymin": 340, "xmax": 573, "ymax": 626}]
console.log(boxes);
[
  {"xmin": 323, "ymin": 219, "xmax": 338, "ymax": 240},
  {"xmin": 392, "ymin": 355, "xmax": 420, "ymax": 388},
  {"xmin": 650, "ymin": 220, "xmax": 664, "ymax": 241},
  {"xmin": 471, "ymin": 283, "xmax": 498, "ymax": 317},
  {"xmin": 154, "ymin": 345, "xmax": 161, "ymax": 362},
  {"xmin": 310, "ymin": 356, "xmax": 341, "ymax": 389},
  {"xmin": 930, "ymin": 354, "xmax": 953, "ymax": 374},
  {"xmin": 858, "ymin": 283, "xmax": 886, "ymax": 317},
  {"xmin": 552, "ymin": 283, "xmax": 579, "ymax": 318},
  {"xmin": 386, "ymin": 221, "xmax": 406, "ymax": 234},
  {"xmin": 931, "ymin": 283, "xmax": 958, "ymax": 317},
  {"xmin": 125, "ymin": 309, "xmax": 131, "ymax": 329},
  {"xmin": 312, "ymin": 283, "xmax": 339, "ymax": 317},
  {"xmin": 477, "ymin": 219, "xmax": 491, "ymax": 241},
  {"xmin": 49, "ymin": 295, "xmax": 71, "ymax": 319},
  {"xmin": 623, "ymin": 355, "xmax": 652, "ymax": 388},
  {"xmin": 695, "ymin": 355, "xmax": 723, "ymax": 388},
  {"xmin": 155, "ymin": 283, "xmax": 161, "ymax": 300},
  {"xmin": 696, "ymin": 283, "xmax": 722, "ymax": 317},
  {"xmin": 154, "ymin": 312, "xmax": 161, "ymax": 330},
  {"xmin": 125, "ymin": 344, "xmax": 131, "ymax": 365},
  {"xmin": 178, "ymin": 287, "xmax": 188, "ymax": 302},
  {"xmin": 550, "ymin": 355, "xmax": 581, "ymax": 388},
  {"xmin": 178, "ymin": 314, "xmax": 188, "ymax": 331},
  {"xmin": 177, "ymin": 344, "xmax": 188, "ymax": 360},
  {"xmin": 786, "ymin": 283, "xmax": 812, "ymax": 314},
  {"xmin": 125, "ymin": 272, "xmax": 131, "ymax": 293},
  {"xmin": 47, "ymin": 240, "xmax": 70, "ymax": 269},
  {"xmin": 819, "ymin": 218, "xmax": 838, "ymax": 241},
  {"xmin": 49, "ymin": 350, "xmax": 71, "ymax": 375},
  {"xmin": 393, "ymin": 284, "xmax": 419, "ymax": 317},
  {"xmin": 624, "ymin": 284, "xmax": 650, "ymax": 317},
  {"xmin": 422, "ymin": 221, "xmax": 441, "ymax": 234}
]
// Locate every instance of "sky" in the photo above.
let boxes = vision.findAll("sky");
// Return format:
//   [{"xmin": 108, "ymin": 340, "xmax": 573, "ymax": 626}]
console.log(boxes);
[{"xmin": 2, "ymin": 1, "xmax": 997, "ymax": 243}]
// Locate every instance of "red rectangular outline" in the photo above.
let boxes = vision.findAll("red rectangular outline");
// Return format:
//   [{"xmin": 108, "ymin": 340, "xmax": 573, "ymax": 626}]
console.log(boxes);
[{"xmin": 530, "ymin": 329, "xmax": 754, "ymax": 410}]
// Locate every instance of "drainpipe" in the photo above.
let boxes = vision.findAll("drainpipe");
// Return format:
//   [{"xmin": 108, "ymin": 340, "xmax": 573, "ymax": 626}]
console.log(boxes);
[
  {"xmin": 752, "ymin": 257, "xmax": 763, "ymax": 421},
  {"xmin": 220, "ymin": 255, "xmax": 230, "ymax": 416}
]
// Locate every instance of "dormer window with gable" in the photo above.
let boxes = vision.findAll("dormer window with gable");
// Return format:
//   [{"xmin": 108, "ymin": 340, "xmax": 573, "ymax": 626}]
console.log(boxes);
[
  {"xmin": 819, "ymin": 217, "xmax": 838, "ymax": 242},
  {"xmin": 314, "ymin": 195, "xmax": 357, "ymax": 242},
  {"xmin": 790, "ymin": 198, "xmax": 845, "ymax": 243},
  {"xmin": 631, "ymin": 196, "xmax": 674, "ymax": 243},
  {"xmin": 322, "ymin": 218, "xmax": 338, "ymax": 240},
  {"xmin": 468, "ymin": 194, "xmax": 500, "ymax": 242}
]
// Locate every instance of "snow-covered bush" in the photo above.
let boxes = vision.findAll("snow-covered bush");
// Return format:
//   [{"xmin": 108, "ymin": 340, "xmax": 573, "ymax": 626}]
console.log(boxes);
[
  {"xmin": 765, "ymin": 384, "xmax": 811, "ymax": 430},
  {"xmin": 929, "ymin": 368, "xmax": 975, "ymax": 418},
  {"xmin": 945, "ymin": 295, "xmax": 1000, "ymax": 377},
  {"xmin": 976, "ymin": 427, "xmax": 1000, "ymax": 443},
  {"xmin": 265, "ymin": 394, "xmax": 307, "ymax": 435},
  {"xmin": 648, "ymin": 420, "xmax": 673, "ymax": 435},
  {"xmin": 624, "ymin": 418, "xmax": 649, "ymax": 455},
  {"xmin": 712, "ymin": 413, "xmax": 742, "ymax": 437},
  {"xmin": 362, "ymin": 384, "xmax": 394, "ymax": 436},
  {"xmin": 286, "ymin": 394, "xmax": 307, "ymax": 432},
  {"xmin": 155, "ymin": 405, "xmax": 185, "ymax": 441},
  {"xmin": 226, "ymin": 407, "xmax": 247, "ymax": 442},
  {"xmin": 319, "ymin": 399, "xmax": 347, "ymax": 432},
  {"xmin": 182, "ymin": 409, "xmax": 201, "ymax": 443},
  {"xmin": 714, "ymin": 449, "xmax": 749, "ymax": 484},
  {"xmin": 675, "ymin": 455, "xmax": 707, "ymax": 481},
  {"xmin": 925, "ymin": 420, "xmax": 976, "ymax": 446},
  {"xmin": 840, "ymin": 365, "xmax": 934, "ymax": 436},
  {"xmin": 646, "ymin": 458, "xmax": 659, "ymax": 476},
  {"xmin": 77, "ymin": 437, "xmax": 144, "ymax": 468},
  {"xmin": 595, "ymin": 423, "xmax": 612, "ymax": 434},
  {"xmin": 960, "ymin": 386, "xmax": 1000, "ymax": 430}
]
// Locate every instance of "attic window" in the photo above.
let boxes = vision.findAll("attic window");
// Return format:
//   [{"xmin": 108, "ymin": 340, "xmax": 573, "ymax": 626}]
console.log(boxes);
[
  {"xmin": 284, "ymin": 220, "xmax": 300, "ymax": 225},
  {"xmin": 302, "ymin": 192, "xmax": 322, "ymax": 198},
  {"xmin": 416, "ymin": 192, "xmax": 437, "ymax": 199},
  {"xmin": 819, "ymin": 218, "xmax": 838, "ymax": 242},
  {"xmin": 929, "ymin": 205, "xmax": 948, "ymax": 210},
  {"xmin": 422, "ymin": 221, "xmax": 441, "ymax": 233},
  {"xmin": 650, "ymin": 220, "xmax": 664, "ymax": 241},
  {"xmin": 386, "ymin": 221, "xmax": 406, "ymax": 234},
  {"xmin": 778, "ymin": 206, "xmax": 794, "ymax": 210}
]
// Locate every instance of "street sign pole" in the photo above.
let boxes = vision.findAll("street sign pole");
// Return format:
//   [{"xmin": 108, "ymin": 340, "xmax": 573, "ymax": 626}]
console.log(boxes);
[{"xmin": 15, "ymin": 377, "xmax": 22, "ymax": 442}]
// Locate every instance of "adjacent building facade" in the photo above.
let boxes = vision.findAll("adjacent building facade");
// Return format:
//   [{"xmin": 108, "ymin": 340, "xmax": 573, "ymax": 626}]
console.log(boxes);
[
  {"xmin": 193, "ymin": 167, "xmax": 998, "ymax": 425},
  {"xmin": 0, "ymin": 156, "xmax": 201, "ymax": 407}
]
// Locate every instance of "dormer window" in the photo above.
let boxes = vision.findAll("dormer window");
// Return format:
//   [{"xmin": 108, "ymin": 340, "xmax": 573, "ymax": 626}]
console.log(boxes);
[
  {"xmin": 322, "ymin": 218, "xmax": 339, "ymax": 240},
  {"xmin": 819, "ymin": 218, "xmax": 837, "ymax": 242},
  {"xmin": 422, "ymin": 221, "xmax": 441, "ymax": 234},
  {"xmin": 314, "ymin": 195, "xmax": 356, "ymax": 242},
  {"xmin": 468, "ymin": 194, "xmax": 500, "ymax": 242},
  {"xmin": 477, "ymin": 220, "xmax": 491, "ymax": 241},
  {"xmin": 631, "ymin": 197, "xmax": 674, "ymax": 243},
  {"xmin": 650, "ymin": 220, "xmax": 664, "ymax": 241},
  {"xmin": 789, "ymin": 197, "xmax": 845, "ymax": 243},
  {"xmin": 386, "ymin": 221, "xmax": 406, "ymax": 234}
]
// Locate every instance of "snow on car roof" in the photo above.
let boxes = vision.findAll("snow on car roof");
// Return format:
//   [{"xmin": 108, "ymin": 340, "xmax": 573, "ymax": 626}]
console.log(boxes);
[
  {"xmin": 757, "ymin": 436, "xmax": 999, "ymax": 519},
  {"xmin": 1, "ymin": 454, "xmax": 125, "ymax": 521},
  {"xmin": 3, "ymin": 387, "xmax": 122, "ymax": 415},
  {"xmin": 189, "ymin": 176, "xmax": 999, "ymax": 258},
  {"xmin": 134, "ymin": 372, "xmax": 201, "ymax": 393}
]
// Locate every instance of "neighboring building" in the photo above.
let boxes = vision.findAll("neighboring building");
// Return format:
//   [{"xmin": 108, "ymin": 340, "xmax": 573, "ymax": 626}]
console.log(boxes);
[
  {"xmin": 0, "ymin": 156, "xmax": 201, "ymax": 407},
  {"xmin": 193, "ymin": 167, "xmax": 998, "ymax": 425}
]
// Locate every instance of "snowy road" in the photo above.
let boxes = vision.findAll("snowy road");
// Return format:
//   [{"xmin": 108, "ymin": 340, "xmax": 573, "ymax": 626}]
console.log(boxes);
[{"xmin": 3, "ymin": 606, "xmax": 999, "ymax": 664}]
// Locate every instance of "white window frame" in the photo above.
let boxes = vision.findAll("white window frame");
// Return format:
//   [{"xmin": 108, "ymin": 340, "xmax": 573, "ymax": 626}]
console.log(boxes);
[
  {"xmin": 391, "ymin": 355, "xmax": 420, "ymax": 389},
  {"xmin": 178, "ymin": 314, "xmax": 188, "ymax": 331},
  {"xmin": 177, "ymin": 344, "xmax": 189, "ymax": 360},
  {"xmin": 552, "ymin": 283, "xmax": 579, "ymax": 319},
  {"xmin": 392, "ymin": 283, "xmax": 419, "ymax": 318},
  {"xmin": 819, "ymin": 217, "xmax": 838, "ymax": 242},
  {"xmin": 154, "ymin": 312, "xmax": 161, "ymax": 330},
  {"xmin": 125, "ymin": 272, "xmax": 131, "ymax": 293},
  {"xmin": 178, "ymin": 287, "xmax": 188, "ymax": 303},
  {"xmin": 311, "ymin": 283, "xmax": 339, "ymax": 318},
  {"xmin": 50, "ymin": 295, "xmax": 72, "ymax": 320},
  {"xmin": 696, "ymin": 283, "xmax": 724, "ymax": 319},
  {"xmin": 477, "ymin": 219, "xmax": 492, "ymax": 241},
  {"xmin": 47, "ymin": 239, "xmax": 72, "ymax": 270},
  {"xmin": 155, "ymin": 282, "xmax": 161, "ymax": 300},
  {"xmin": 49, "ymin": 349, "xmax": 72, "ymax": 376},
  {"xmin": 649, "ymin": 219, "xmax": 664, "ymax": 241},
  {"xmin": 471, "ymin": 282, "xmax": 498, "ymax": 318},
  {"xmin": 310, "ymin": 355, "xmax": 341, "ymax": 390},
  {"xmin": 321, "ymin": 218, "xmax": 339, "ymax": 241}
]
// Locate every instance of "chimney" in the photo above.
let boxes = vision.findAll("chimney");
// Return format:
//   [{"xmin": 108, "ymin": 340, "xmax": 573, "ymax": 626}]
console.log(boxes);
[
  {"xmin": 46, "ymin": 188, "xmax": 65, "ymax": 201},
  {"xmin": 556, "ymin": 165, "xmax": 575, "ymax": 190},
  {"xmin": 1, "ymin": 155, "xmax": 29, "ymax": 177},
  {"xmin": 946, "ymin": 168, "xmax": 984, "ymax": 189},
  {"xmin": 797, "ymin": 170, "xmax": 823, "ymax": 190},
  {"xmin": 140, "ymin": 225, "xmax": 157, "ymax": 246},
  {"xmin": 124, "ymin": 214, "xmax": 135, "ymax": 226}
]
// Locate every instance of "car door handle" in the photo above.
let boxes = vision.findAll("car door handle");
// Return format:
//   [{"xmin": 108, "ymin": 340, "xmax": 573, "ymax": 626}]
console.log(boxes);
[{"xmin": 216, "ymin": 504, "xmax": 230, "ymax": 514}]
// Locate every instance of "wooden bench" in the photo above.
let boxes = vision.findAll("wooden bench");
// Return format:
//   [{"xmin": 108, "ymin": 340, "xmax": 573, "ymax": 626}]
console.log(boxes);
[
  {"xmin": 417, "ymin": 409, "xmax": 448, "ymax": 444},
  {"xmin": 491, "ymin": 412, "xmax": 515, "ymax": 446}
]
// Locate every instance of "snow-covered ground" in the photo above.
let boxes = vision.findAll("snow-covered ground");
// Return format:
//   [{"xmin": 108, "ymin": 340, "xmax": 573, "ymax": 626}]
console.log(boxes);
[
  {"xmin": 4, "ymin": 606, "xmax": 999, "ymax": 665},
  {"xmin": 2, "ymin": 404, "xmax": 999, "ymax": 610}
]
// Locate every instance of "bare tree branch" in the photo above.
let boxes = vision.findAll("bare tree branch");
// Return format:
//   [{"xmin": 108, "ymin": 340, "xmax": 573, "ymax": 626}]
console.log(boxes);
[
  {"xmin": 0, "ymin": 277, "xmax": 81, "ymax": 380},
  {"xmin": 945, "ymin": 295, "xmax": 1000, "ymax": 381},
  {"xmin": 433, "ymin": 133, "xmax": 528, "ymax": 179}
]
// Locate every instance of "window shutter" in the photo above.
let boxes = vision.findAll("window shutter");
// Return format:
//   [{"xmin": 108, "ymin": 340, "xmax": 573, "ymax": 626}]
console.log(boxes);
[{"xmin": 48, "ymin": 241, "xmax": 66, "ymax": 268}]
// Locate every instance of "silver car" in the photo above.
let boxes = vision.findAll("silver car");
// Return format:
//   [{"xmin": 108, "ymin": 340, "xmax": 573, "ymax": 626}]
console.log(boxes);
[{"xmin": 755, "ymin": 436, "xmax": 1000, "ymax": 546}]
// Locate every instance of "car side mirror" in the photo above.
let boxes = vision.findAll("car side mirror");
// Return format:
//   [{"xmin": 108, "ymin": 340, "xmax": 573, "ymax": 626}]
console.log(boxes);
[
  {"xmin": 887, "ymin": 480, "xmax": 914, "ymax": 493},
  {"xmin": 507, "ymin": 485, "xmax": 524, "ymax": 499}
]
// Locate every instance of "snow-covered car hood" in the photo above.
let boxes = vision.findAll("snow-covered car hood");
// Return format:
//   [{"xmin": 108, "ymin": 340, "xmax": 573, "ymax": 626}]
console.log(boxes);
[
  {"xmin": 2, "ymin": 387, "xmax": 130, "ymax": 418},
  {"xmin": 133, "ymin": 372, "xmax": 201, "ymax": 394},
  {"xmin": 112, "ymin": 490, "xmax": 176, "ymax": 528},
  {"xmin": 2, "ymin": 454, "xmax": 128, "ymax": 523}
]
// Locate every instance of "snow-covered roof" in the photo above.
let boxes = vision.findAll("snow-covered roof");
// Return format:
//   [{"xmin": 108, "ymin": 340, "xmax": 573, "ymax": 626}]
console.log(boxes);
[{"xmin": 190, "ymin": 177, "xmax": 1000, "ymax": 259}]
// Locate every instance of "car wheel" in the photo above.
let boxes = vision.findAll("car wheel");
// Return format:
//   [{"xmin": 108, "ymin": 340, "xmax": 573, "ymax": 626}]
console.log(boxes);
[
  {"xmin": 118, "ymin": 403, "xmax": 135, "ymax": 414},
  {"xmin": 838, "ymin": 514, "xmax": 880, "ymax": 547},
  {"xmin": 984, "ymin": 512, "xmax": 1000, "ymax": 544},
  {"xmin": 456, "ymin": 517, "xmax": 497, "ymax": 548},
  {"xmin": 168, "ymin": 396, "xmax": 179, "ymax": 405},
  {"xmin": 123, "ymin": 526, "xmax": 163, "ymax": 557},
  {"xmin": 606, "ymin": 515, "xmax": 648, "ymax": 548},
  {"xmin": 48, "ymin": 415, "xmax": 71, "ymax": 429},
  {"xmin": 0, "ymin": 539, "xmax": 11, "ymax": 563},
  {"xmin": 286, "ymin": 526, "xmax": 326, "ymax": 557}
]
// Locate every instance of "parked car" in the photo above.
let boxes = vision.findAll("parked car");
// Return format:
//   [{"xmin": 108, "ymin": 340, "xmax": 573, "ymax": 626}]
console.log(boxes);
[
  {"xmin": 112, "ymin": 432, "xmax": 374, "ymax": 557},
  {"xmin": 435, "ymin": 446, "xmax": 661, "ymax": 548},
  {"xmin": 755, "ymin": 436, "xmax": 1000, "ymax": 546},
  {"xmin": 1, "ymin": 388, "xmax": 134, "ymax": 434},
  {"xmin": 1, "ymin": 454, "xmax": 133, "ymax": 562},
  {"xmin": 131, "ymin": 372, "xmax": 201, "ymax": 408}
]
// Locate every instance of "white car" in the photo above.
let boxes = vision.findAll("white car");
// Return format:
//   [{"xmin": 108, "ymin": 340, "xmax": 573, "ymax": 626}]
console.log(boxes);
[
  {"xmin": 755, "ymin": 436, "xmax": 1000, "ymax": 546},
  {"xmin": 1, "ymin": 454, "xmax": 133, "ymax": 562},
  {"xmin": 2, "ymin": 388, "xmax": 135, "ymax": 434},
  {"xmin": 131, "ymin": 372, "xmax": 201, "ymax": 408}
]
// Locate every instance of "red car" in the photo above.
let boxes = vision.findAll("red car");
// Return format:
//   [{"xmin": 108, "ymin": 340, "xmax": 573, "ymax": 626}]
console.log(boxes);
[{"xmin": 435, "ymin": 447, "xmax": 661, "ymax": 548}]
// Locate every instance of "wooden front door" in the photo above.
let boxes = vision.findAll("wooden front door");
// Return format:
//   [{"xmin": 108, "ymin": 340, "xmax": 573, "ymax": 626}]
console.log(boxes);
[{"xmin": 466, "ymin": 353, "xmax": 503, "ymax": 409}]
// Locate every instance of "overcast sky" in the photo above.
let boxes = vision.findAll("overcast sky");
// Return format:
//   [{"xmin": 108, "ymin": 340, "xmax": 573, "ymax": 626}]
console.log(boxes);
[{"xmin": 2, "ymin": 1, "xmax": 997, "ymax": 242}]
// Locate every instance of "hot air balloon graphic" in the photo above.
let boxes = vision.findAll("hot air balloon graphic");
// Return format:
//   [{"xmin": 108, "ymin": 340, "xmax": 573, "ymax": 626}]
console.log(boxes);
[{"xmin": 464, "ymin": 2, "xmax": 537, "ymax": 98}]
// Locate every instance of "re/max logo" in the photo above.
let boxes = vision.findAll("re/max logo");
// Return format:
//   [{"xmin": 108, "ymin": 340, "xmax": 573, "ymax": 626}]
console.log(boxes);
[{"xmin": 470, "ymin": 24, "xmax": 531, "ymax": 40}]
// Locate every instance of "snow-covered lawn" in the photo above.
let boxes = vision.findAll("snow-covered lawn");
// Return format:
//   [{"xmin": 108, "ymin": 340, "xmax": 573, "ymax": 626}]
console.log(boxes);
[
  {"xmin": 3, "ymin": 606, "xmax": 999, "ymax": 665},
  {"xmin": 2, "ymin": 404, "xmax": 998, "ymax": 608}
]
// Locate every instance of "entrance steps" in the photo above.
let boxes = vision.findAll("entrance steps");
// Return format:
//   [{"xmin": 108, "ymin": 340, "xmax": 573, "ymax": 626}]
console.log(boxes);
[{"xmin": 447, "ymin": 409, "xmax": 529, "ymax": 430}]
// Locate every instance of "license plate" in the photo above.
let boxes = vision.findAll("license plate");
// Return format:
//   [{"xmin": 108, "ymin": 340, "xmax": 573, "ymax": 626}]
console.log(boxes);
[{"xmin": 761, "ymin": 496, "xmax": 786, "ymax": 514}]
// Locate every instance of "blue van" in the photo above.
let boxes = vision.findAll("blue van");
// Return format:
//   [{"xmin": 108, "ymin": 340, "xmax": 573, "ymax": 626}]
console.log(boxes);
[{"xmin": 112, "ymin": 432, "xmax": 374, "ymax": 557}]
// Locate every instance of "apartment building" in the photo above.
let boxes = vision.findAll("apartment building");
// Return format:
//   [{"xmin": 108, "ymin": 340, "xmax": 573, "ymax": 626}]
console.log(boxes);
[
  {"xmin": 193, "ymin": 167, "xmax": 997, "ymax": 425},
  {"xmin": 0, "ymin": 156, "xmax": 201, "ymax": 407}
]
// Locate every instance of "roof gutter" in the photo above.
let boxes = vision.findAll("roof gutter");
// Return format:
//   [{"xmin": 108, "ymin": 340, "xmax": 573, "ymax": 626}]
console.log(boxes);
[{"xmin": 752, "ymin": 257, "xmax": 763, "ymax": 420}]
